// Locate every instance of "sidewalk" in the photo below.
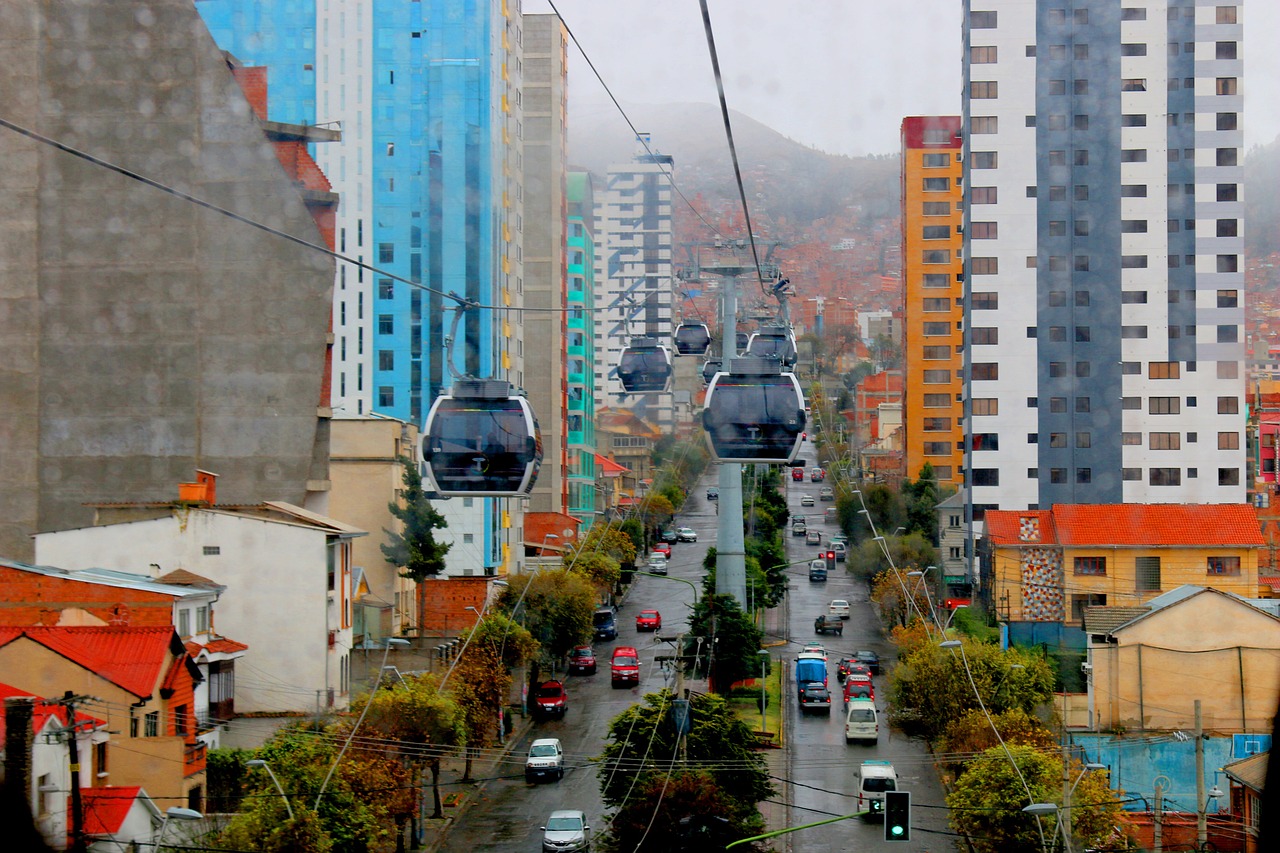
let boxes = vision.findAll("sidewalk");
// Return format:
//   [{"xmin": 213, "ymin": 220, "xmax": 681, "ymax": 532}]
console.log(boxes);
[{"xmin": 417, "ymin": 709, "xmax": 535, "ymax": 853}]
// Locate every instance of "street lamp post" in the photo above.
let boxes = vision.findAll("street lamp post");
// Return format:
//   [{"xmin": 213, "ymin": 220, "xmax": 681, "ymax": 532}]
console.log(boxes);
[
  {"xmin": 246, "ymin": 759, "xmax": 295, "ymax": 821},
  {"xmin": 156, "ymin": 806, "xmax": 203, "ymax": 848},
  {"xmin": 1022, "ymin": 761, "xmax": 1105, "ymax": 853}
]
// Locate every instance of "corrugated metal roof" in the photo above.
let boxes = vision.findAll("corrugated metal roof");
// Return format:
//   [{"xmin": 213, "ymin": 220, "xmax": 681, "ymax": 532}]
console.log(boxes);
[
  {"xmin": 0, "ymin": 560, "xmax": 211, "ymax": 599},
  {"xmin": 1222, "ymin": 750, "xmax": 1268, "ymax": 792}
]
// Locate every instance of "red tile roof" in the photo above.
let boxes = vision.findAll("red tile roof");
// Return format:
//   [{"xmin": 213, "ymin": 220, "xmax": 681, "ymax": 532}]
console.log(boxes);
[
  {"xmin": 184, "ymin": 637, "xmax": 249, "ymax": 658},
  {"xmin": 595, "ymin": 454, "xmax": 630, "ymax": 475},
  {"xmin": 0, "ymin": 627, "xmax": 178, "ymax": 697},
  {"xmin": 985, "ymin": 504, "xmax": 1265, "ymax": 547},
  {"xmin": 0, "ymin": 682, "xmax": 104, "ymax": 740},
  {"xmin": 79, "ymin": 786, "xmax": 143, "ymax": 835}
]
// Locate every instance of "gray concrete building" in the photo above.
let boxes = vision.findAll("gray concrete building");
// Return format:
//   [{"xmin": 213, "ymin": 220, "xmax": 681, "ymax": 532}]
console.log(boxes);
[{"xmin": 0, "ymin": 0, "xmax": 334, "ymax": 560}]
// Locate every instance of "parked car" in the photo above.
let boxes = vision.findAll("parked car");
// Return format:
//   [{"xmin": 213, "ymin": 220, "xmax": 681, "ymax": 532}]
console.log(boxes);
[
  {"xmin": 611, "ymin": 646, "xmax": 641, "ymax": 688},
  {"xmin": 705, "ymin": 487, "xmax": 719, "ymax": 500},
  {"xmin": 660, "ymin": 529, "xmax": 679, "ymax": 544},
  {"xmin": 828, "ymin": 599, "xmax": 851, "ymax": 619},
  {"xmin": 652, "ymin": 541, "xmax": 672, "ymax": 558},
  {"xmin": 568, "ymin": 645, "xmax": 597, "ymax": 675},
  {"xmin": 800, "ymin": 494, "xmax": 815, "ymax": 507},
  {"xmin": 676, "ymin": 527, "xmax": 698, "ymax": 542},
  {"xmin": 646, "ymin": 553, "xmax": 668, "ymax": 575},
  {"xmin": 798, "ymin": 681, "xmax": 832, "ymax": 714},
  {"xmin": 855, "ymin": 649, "xmax": 881, "ymax": 675},
  {"xmin": 533, "ymin": 680, "xmax": 568, "ymax": 719},
  {"xmin": 806, "ymin": 530, "xmax": 822, "ymax": 546},
  {"xmin": 791, "ymin": 467, "xmax": 805, "ymax": 481},
  {"xmin": 636, "ymin": 609, "xmax": 662, "ymax": 632},
  {"xmin": 592, "ymin": 608, "xmax": 618, "ymax": 641},
  {"xmin": 819, "ymin": 487, "xmax": 835, "ymax": 501},
  {"xmin": 541, "ymin": 810, "xmax": 590, "ymax": 853},
  {"xmin": 525, "ymin": 738, "xmax": 564, "ymax": 782}
]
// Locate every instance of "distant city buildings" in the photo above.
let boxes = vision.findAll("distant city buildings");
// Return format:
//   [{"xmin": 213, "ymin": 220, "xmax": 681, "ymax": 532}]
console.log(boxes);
[{"xmin": 961, "ymin": 2, "xmax": 1247, "ymax": 511}]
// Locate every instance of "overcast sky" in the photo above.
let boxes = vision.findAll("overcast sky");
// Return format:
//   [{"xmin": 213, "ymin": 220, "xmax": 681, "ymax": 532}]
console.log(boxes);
[{"xmin": 531, "ymin": 0, "xmax": 1279, "ymax": 157}]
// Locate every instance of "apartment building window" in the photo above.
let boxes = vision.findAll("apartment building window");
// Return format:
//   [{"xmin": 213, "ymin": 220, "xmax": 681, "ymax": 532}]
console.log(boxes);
[
  {"xmin": 970, "ymin": 222, "xmax": 998, "ymax": 239},
  {"xmin": 1122, "ymin": 79, "xmax": 1147, "ymax": 92},
  {"xmin": 1121, "ymin": 326, "xmax": 1148, "ymax": 339},
  {"xmin": 1075, "ymin": 362, "xmax": 1092, "ymax": 378},
  {"xmin": 971, "ymin": 363, "xmax": 999, "ymax": 380},
  {"xmin": 378, "ymin": 243, "xmax": 394, "ymax": 263},
  {"xmin": 1049, "ymin": 468, "xmax": 1066, "ymax": 484},
  {"xmin": 1217, "ymin": 112, "xmax": 1238, "ymax": 131},
  {"xmin": 1219, "ymin": 432, "xmax": 1240, "ymax": 450},
  {"xmin": 1075, "ymin": 326, "xmax": 1091, "ymax": 342},
  {"xmin": 924, "ymin": 442, "xmax": 952, "ymax": 455},
  {"xmin": 1120, "ymin": 185, "xmax": 1147, "ymax": 197},
  {"xmin": 971, "ymin": 152, "xmax": 997, "ymax": 169},
  {"xmin": 923, "ymin": 322, "xmax": 951, "ymax": 336},
  {"xmin": 145, "ymin": 711, "xmax": 159, "ymax": 738},
  {"xmin": 922, "ymin": 225, "xmax": 952, "ymax": 240},
  {"xmin": 970, "ymin": 327, "xmax": 998, "ymax": 345},
  {"xmin": 1121, "ymin": 8, "xmax": 1146, "ymax": 20},
  {"xmin": 1149, "ymin": 362, "xmax": 1180, "ymax": 379},
  {"xmin": 1217, "ymin": 325, "xmax": 1239, "ymax": 343},
  {"xmin": 970, "ymin": 469, "xmax": 999, "ymax": 486},
  {"xmin": 922, "ymin": 153, "xmax": 950, "ymax": 168},
  {"xmin": 922, "ymin": 202, "xmax": 951, "ymax": 216},
  {"xmin": 1216, "ymin": 77, "xmax": 1238, "ymax": 95},
  {"xmin": 1150, "ymin": 432, "xmax": 1181, "ymax": 450},
  {"xmin": 1120, "ymin": 114, "xmax": 1147, "ymax": 127},
  {"xmin": 1135, "ymin": 556, "xmax": 1162, "ymax": 591},
  {"xmin": 1217, "ymin": 6, "xmax": 1238, "ymax": 24},
  {"xmin": 1217, "ymin": 148, "xmax": 1239, "ymax": 167},
  {"xmin": 1049, "ymin": 433, "xmax": 1066, "ymax": 448},
  {"xmin": 971, "ymin": 433, "xmax": 999, "ymax": 451},
  {"xmin": 923, "ymin": 177, "xmax": 950, "ymax": 192},
  {"xmin": 923, "ymin": 274, "xmax": 950, "ymax": 288},
  {"xmin": 923, "ymin": 250, "xmax": 951, "ymax": 264},
  {"xmin": 378, "ymin": 315, "xmax": 393, "ymax": 334},
  {"xmin": 1217, "ymin": 255, "xmax": 1240, "ymax": 273},
  {"xmin": 970, "ymin": 10, "xmax": 997, "ymax": 27},
  {"xmin": 971, "ymin": 81, "xmax": 998, "ymax": 99},
  {"xmin": 1120, "ymin": 43, "xmax": 1146, "ymax": 57},
  {"xmin": 1121, "ymin": 219, "xmax": 1148, "ymax": 233},
  {"xmin": 923, "ymin": 394, "xmax": 951, "ymax": 407},
  {"xmin": 971, "ymin": 45, "xmax": 998, "ymax": 63},
  {"xmin": 1207, "ymin": 556, "xmax": 1241, "ymax": 576},
  {"xmin": 1218, "ymin": 184, "xmax": 1238, "ymax": 202},
  {"xmin": 1219, "ymin": 468, "xmax": 1241, "ymax": 486},
  {"xmin": 971, "ymin": 116, "xmax": 998, "ymax": 135},
  {"xmin": 1219, "ymin": 397, "xmax": 1240, "ymax": 414},
  {"xmin": 1217, "ymin": 219, "xmax": 1239, "ymax": 237},
  {"xmin": 378, "ymin": 351, "xmax": 394, "ymax": 371},
  {"xmin": 972, "ymin": 399, "xmax": 998, "ymax": 416},
  {"xmin": 1148, "ymin": 469, "xmax": 1181, "ymax": 487},
  {"xmin": 971, "ymin": 292, "xmax": 998, "ymax": 309},
  {"xmin": 1150, "ymin": 397, "xmax": 1180, "ymax": 415},
  {"xmin": 923, "ymin": 370, "xmax": 951, "ymax": 384},
  {"xmin": 922, "ymin": 347, "xmax": 951, "ymax": 361},
  {"xmin": 1049, "ymin": 397, "xmax": 1067, "ymax": 413},
  {"xmin": 178, "ymin": 610, "xmax": 190, "ymax": 638},
  {"xmin": 923, "ymin": 418, "xmax": 951, "ymax": 432},
  {"xmin": 1216, "ymin": 42, "xmax": 1238, "ymax": 60},
  {"xmin": 971, "ymin": 257, "xmax": 998, "ymax": 275}
]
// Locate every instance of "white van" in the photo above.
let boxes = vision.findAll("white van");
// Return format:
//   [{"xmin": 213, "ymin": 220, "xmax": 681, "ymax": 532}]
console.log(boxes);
[
  {"xmin": 856, "ymin": 760, "xmax": 897, "ymax": 816},
  {"xmin": 844, "ymin": 697, "xmax": 878, "ymax": 744}
]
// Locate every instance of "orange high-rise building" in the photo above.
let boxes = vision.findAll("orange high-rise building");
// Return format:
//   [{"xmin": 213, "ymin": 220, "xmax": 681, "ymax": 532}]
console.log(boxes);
[{"xmin": 901, "ymin": 117, "xmax": 964, "ymax": 488}]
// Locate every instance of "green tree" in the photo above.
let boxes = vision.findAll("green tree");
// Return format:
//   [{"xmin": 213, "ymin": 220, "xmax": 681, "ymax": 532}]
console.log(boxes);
[
  {"xmin": 887, "ymin": 638, "xmax": 1054, "ymax": 742},
  {"xmin": 450, "ymin": 613, "xmax": 537, "ymax": 780},
  {"xmin": 597, "ymin": 690, "xmax": 773, "ymax": 810},
  {"xmin": 935, "ymin": 708, "xmax": 1059, "ymax": 784},
  {"xmin": 355, "ymin": 672, "xmax": 466, "ymax": 819},
  {"xmin": 618, "ymin": 518, "xmax": 645, "ymax": 557},
  {"xmin": 868, "ymin": 565, "xmax": 935, "ymax": 630},
  {"xmin": 901, "ymin": 463, "xmax": 941, "ymax": 544},
  {"xmin": 496, "ymin": 569, "xmax": 596, "ymax": 666},
  {"xmin": 687, "ymin": 594, "xmax": 765, "ymax": 693},
  {"xmin": 603, "ymin": 771, "xmax": 762, "ymax": 853},
  {"xmin": 947, "ymin": 745, "xmax": 1126, "ymax": 853},
  {"xmin": 380, "ymin": 456, "xmax": 451, "ymax": 581}
]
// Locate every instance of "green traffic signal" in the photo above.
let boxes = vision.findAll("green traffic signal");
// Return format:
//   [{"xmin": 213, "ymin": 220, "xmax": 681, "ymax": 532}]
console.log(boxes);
[{"xmin": 884, "ymin": 790, "xmax": 910, "ymax": 842}]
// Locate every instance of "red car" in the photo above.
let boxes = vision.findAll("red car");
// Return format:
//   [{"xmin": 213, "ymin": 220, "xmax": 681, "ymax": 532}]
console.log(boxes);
[
  {"xmin": 568, "ymin": 645, "xmax": 597, "ymax": 675},
  {"xmin": 791, "ymin": 468, "xmax": 804, "ymax": 481},
  {"xmin": 652, "ymin": 541, "xmax": 672, "ymax": 558},
  {"xmin": 533, "ymin": 680, "xmax": 568, "ymax": 719},
  {"xmin": 636, "ymin": 609, "xmax": 662, "ymax": 632}
]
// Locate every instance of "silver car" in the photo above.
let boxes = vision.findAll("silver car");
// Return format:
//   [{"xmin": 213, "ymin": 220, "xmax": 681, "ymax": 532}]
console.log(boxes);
[{"xmin": 542, "ymin": 809, "xmax": 590, "ymax": 852}]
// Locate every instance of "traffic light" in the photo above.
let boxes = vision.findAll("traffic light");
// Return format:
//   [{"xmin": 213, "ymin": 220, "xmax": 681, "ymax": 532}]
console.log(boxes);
[
  {"xmin": 884, "ymin": 790, "xmax": 910, "ymax": 842},
  {"xmin": 824, "ymin": 550, "xmax": 836, "ymax": 572}
]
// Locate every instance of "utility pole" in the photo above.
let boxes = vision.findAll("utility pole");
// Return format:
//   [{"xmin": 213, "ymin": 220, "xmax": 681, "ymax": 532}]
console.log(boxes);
[
  {"xmin": 1062, "ymin": 694, "xmax": 1073, "ymax": 853},
  {"xmin": 1153, "ymin": 782, "xmax": 1164, "ymax": 853},
  {"xmin": 1195, "ymin": 699, "xmax": 1207, "ymax": 849},
  {"xmin": 51, "ymin": 691, "xmax": 95, "ymax": 853}
]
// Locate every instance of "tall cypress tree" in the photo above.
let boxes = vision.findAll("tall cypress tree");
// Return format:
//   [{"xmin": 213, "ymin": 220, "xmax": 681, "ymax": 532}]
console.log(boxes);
[{"xmin": 381, "ymin": 456, "xmax": 451, "ymax": 581}]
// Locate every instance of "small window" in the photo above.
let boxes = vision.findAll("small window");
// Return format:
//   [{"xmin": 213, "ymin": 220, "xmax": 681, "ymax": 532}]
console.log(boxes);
[
  {"xmin": 1120, "ymin": 185, "xmax": 1147, "ymax": 198},
  {"xmin": 1217, "ymin": 148, "xmax": 1239, "ymax": 167},
  {"xmin": 1217, "ymin": 255, "xmax": 1239, "ymax": 273},
  {"xmin": 202, "ymin": 546, "xmax": 221, "ymax": 556},
  {"xmin": 971, "ymin": 152, "xmax": 998, "ymax": 169},
  {"xmin": 1217, "ymin": 112, "xmax": 1238, "ymax": 131},
  {"xmin": 1216, "ymin": 7, "xmax": 1237, "ymax": 24},
  {"xmin": 1218, "ymin": 184, "xmax": 1238, "ymax": 202},
  {"xmin": 1120, "ymin": 44, "xmax": 1147, "ymax": 57},
  {"xmin": 970, "ymin": 10, "xmax": 997, "ymax": 27},
  {"xmin": 1207, "ymin": 556, "xmax": 1241, "ymax": 576},
  {"xmin": 1218, "ymin": 397, "xmax": 1239, "ymax": 414},
  {"xmin": 1121, "ymin": 79, "xmax": 1147, "ymax": 92},
  {"xmin": 922, "ymin": 202, "xmax": 951, "ymax": 216},
  {"xmin": 971, "ymin": 257, "xmax": 999, "ymax": 275},
  {"xmin": 922, "ymin": 153, "xmax": 950, "ymax": 168},
  {"xmin": 971, "ymin": 81, "xmax": 999, "ymax": 99},
  {"xmin": 1121, "ymin": 8, "xmax": 1147, "ymax": 21},
  {"xmin": 971, "ymin": 363, "xmax": 999, "ymax": 380},
  {"xmin": 971, "ymin": 45, "xmax": 998, "ymax": 63},
  {"xmin": 1216, "ymin": 42, "xmax": 1237, "ymax": 60},
  {"xmin": 923, "ymin": 177, "xmax": 950, "ymax": 192},
  {"xmin": 970, "ymin": 222, "xmax": 997, "ymax": 239},
  {"xmin": 1218, "ymin": 432, "xmax": 1240, "ymax": 450},
  {"xmin": 922, "ymin": 250, "xmax": 951, "ymax": 264},
  {"xmin": 971, "ymin": 116, "xmax": 998, "ymax": 134},
  {"xmin": 1216, "ymin": 78, "xmax": 1238, "ymax": 95},
  {"xmin": 1217, "ymin": 290, "xmax": 1239, "ymax": 308},
  {"xmin": 971, "ymin": 187, "xmax": 998, "ymax": 204}
]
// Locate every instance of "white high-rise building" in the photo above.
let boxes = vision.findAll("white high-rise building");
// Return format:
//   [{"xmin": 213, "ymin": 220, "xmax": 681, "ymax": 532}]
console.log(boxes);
[
  {"xmin": 594, "ymin": 140, "xmax": 676, "ymax": 430},
  {"xmin": 961, "ymin": 1, "xmax": 1246, "ymax": 512}
]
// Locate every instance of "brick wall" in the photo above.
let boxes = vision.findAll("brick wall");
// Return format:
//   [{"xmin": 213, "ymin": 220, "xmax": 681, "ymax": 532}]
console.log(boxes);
[
  {"xmin": 0, "ymin": 568, "xmax": 175, "ymax": 627},
  {"xmin": 416, "ymin": 577, "xmax": 493, "ymax": 637}
]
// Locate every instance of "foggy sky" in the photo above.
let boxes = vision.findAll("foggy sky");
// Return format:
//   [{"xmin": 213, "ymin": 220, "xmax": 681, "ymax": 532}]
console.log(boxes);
[{"xmin": 533, "ymin": 0, "xmax": 1278, "ymax": 158}]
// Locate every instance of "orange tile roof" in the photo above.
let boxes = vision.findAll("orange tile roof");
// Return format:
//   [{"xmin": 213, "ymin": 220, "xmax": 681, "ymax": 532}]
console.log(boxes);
[
  {"xmin": 0, "ymin": 626, "xmax": 177, "ymax": 698},
  {"xmin": 0, "ymin": 682, "xmax": 104, "ymax": 740},
  {"xmin": 80, "ymin": 786, "xmax": 143, "ymax": 835},
  {"xmin": 185, "ymin": 637, "xmax": 249, "ymax": 659},
  {"xmin": 986, "ymin": 504, "xmax": 1264, "ymax": 547}
]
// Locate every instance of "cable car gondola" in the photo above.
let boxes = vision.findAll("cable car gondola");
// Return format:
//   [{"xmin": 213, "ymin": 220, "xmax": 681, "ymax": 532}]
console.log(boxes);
[
  {"xmin": 702, "ymin": 357, "xmax": 806, "ymax": 462},
  {"xmin": 673, "ymin": 323, "xmax": 712, "ymax": 356},
  {"xmin": 700, "ymin": 358, "xmax": 722, "ymax": 385},
  {"xmin": 618, "ymin": 337, "xmax": 673, "ymax": 393},
  {"xmin": 422, "ymin": 379, "xmax": 543, "ymax": 496},
  {"xmin": 746, "ymin": 326, "xmax": 798, "ymax": 367}
]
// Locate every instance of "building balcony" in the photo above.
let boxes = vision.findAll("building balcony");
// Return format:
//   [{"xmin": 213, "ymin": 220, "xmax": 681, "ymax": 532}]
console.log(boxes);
[{"xmin": 184, "ymin": 741, "xmax": 208, "ymax": 777}]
